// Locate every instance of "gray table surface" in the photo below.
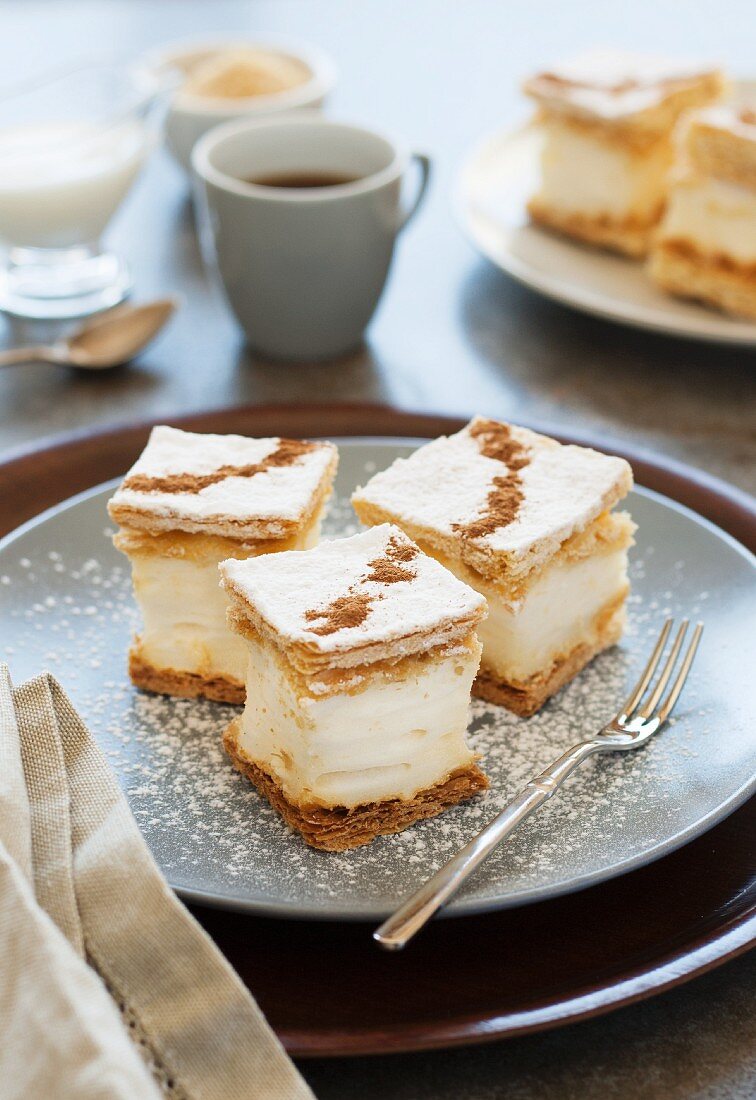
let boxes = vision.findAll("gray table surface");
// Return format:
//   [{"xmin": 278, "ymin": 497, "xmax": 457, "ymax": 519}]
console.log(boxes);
[{"xmin": 1, "ymin": 2, "xmax": 754, "ymax": 1097}]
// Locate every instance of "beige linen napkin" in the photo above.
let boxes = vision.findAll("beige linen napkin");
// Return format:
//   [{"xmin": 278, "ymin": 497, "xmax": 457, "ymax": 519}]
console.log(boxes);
[{"xmin": 0, "ymin": 664, "xmax": 314, "ymax": 1100}]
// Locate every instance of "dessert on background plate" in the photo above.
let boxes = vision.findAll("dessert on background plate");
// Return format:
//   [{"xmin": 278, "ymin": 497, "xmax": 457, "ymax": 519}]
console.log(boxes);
[
  {"xmin": 353, "ymin": 418, "xmax": 635, "ymax": 717},
  {"xmin": 650, "ymin": 105, "xmax": 756, "ymax": 319},
  {"xmin": 108, "ymin": 425, "xmax": 338, "ymax": 704},
  {"xmin": 523, "ymin": 49, "xmax": 726, "ymax": 256},
  {"xmin": 219, "ymin": 524, "xmax": 488, "ymax": 851}
]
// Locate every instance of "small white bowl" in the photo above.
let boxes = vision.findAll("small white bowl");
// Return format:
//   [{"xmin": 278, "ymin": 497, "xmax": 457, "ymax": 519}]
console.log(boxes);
[{"xmin": 141, "ymin": 36, "xmax": 337, "ymax": 172}]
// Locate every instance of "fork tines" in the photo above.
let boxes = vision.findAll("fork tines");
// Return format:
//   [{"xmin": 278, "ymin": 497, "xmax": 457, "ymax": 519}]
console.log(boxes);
[{"xmin": 619, "ymin": 618, "xmax": 703, "ymax": 726}]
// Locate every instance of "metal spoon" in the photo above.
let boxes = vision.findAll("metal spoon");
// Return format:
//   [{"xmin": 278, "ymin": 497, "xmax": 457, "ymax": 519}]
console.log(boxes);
[{"xmin": 0, "ymin": 297, "xmax": 179, "ymax": 370}]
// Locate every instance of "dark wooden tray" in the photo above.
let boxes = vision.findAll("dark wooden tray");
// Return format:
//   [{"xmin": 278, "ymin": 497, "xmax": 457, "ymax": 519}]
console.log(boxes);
[{"xmin": 1, "ymin": 404, "xmax": 754, "ymax": 1058}]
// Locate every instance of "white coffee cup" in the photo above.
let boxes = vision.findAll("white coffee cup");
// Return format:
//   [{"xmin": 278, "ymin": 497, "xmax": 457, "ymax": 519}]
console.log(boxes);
[{"xmin": 192, "ymin": 114, "xmax": 431, "ymax": 359}]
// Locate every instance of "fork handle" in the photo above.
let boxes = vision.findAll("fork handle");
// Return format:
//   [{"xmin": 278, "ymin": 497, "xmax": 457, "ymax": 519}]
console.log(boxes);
[{"xmin": 374, "ymin": 739, "xmax": 600, "ymax": 950}]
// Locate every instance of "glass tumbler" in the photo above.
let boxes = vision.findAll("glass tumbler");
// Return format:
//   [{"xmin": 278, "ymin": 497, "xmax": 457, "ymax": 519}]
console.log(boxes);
[{"xmin": 0, "ymin": 64, "xmax": 168, "ymax": 319}]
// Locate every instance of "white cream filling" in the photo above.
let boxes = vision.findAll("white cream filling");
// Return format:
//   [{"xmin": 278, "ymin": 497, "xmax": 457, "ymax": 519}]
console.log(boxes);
[
  {"xmin": 132, "ymin": 555, "xmax": 250, "ymax": 683},
  {"xmin": 658, "ymin": 175, "xmax": 756, "ymax": 264},
  {"xmin": 237, "ymin": 638, "xmax": 481, "ymax": 808},
  {"xmin": 436, "ymin": 547, "xmax": 628, "ymax": 684},
  {"xmin": 130, "ymin": 520, "xmax": 320, "ymax": 684},
  {"xmin": 535, "ymin": 119, "xmax": 670, "ymax": 221}
]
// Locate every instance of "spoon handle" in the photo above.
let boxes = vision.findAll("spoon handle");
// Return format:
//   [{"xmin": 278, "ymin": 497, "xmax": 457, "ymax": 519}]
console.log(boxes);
[{"xmin": 0, "ymin": 346, "xmax": 54, "ymax": 368}]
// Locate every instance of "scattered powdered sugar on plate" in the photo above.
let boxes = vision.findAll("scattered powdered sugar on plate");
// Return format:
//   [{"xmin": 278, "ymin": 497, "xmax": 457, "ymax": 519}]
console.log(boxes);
[{"xmin": 1, "ymin": 443, "xmax": 749, "ymax": 919}]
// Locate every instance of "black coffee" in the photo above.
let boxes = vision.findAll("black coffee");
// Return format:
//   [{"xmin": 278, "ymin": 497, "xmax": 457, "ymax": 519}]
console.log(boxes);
[{"xmin": 245, "ymin": 171, "xmax": 362, "ymax": 189}]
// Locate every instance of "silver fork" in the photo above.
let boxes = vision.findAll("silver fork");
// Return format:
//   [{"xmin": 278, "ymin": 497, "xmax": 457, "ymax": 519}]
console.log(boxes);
[{"xmin": 374, "ymin": 617, "xmax": 703, "ymax": 951}]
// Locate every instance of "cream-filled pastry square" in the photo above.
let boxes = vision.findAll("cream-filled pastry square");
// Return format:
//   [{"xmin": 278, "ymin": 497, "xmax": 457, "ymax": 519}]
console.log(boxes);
[
  {"xmin": 353, "ymin": 418, "xmax": 635, "ymax": 716},
  {"xmin": 108, "ymin": 425, "xmax": 337, "ymax": 703},
  {"xmin": 650, "ymin": 105, "xmax": 756, "ymax": 318},
  {"xmin": 523, "ymin": 50, "xmax": 725, "ymax": 256},
  {"xmin": 219, "ymin": 524, "xmax": 488, "ymax": 850}
]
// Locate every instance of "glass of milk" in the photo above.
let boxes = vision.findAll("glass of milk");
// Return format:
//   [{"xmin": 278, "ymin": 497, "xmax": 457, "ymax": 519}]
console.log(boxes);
[{"xmin": 0, "ymin": 64, "xmax": 167, "ymax": 319}]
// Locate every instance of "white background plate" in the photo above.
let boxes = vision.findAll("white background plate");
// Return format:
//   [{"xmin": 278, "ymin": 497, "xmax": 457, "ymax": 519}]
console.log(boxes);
[
  {"xmin": 456, "ymin": 82, "xmax": 756, "ymax": 345},
  {"xmin": 1, "ymin": 440, "xmax": 755, "ymax": 920}
]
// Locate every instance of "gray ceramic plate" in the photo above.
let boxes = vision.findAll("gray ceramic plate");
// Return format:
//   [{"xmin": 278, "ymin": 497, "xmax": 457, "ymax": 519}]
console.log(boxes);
[{"xmin": 1, "ymin": 440, "xmax": 754, "ymax": 921}]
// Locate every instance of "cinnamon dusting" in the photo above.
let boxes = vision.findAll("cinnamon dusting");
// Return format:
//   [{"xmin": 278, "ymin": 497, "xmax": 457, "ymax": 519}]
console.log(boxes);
[
  {"xmin": 304, "ymin": 535, "xmax": 418, "ymax": 636},
  {"xmin": 453, "ymin": 420, "xmax": 530, "ymax": 540},
  {"xmin": 545, "ymin": 74, "xmax": 643, "ymax": 95},
  {"xmin": 305, "ymin": 593, "xmax": 373, "ymax": 636},
  {"xmin": 124, "ymin": 438, "xmax": 318, "ymax": 495},
  {"xmin": 365, "ymin": 535, "xmax": 418, "ymax": 584}
]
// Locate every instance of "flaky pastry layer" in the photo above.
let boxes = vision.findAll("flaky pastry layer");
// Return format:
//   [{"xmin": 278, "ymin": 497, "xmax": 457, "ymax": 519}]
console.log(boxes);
[
  {"xmin": 113, "ymin": 512, "xmax": 322, "ymax": 564},
  {"xmin": 686, "ymin": 108, "xmax": 756, "ymax": 190},
  {"xmin": 108, "ymin": 451, "xmax": 337, "ymax": 541},
  {"xmin": 129, "ymin": 649, "xmax": 245, "ymax": 704},
  {"xmin": 649, "ymin": 240, "xmax": 756, "ymax": 319},
  {"xmin": 429, "ymin": 511, "xmax": 634, "ymax": 607},
  {"xmin": 353, "ymin": 506, "xmax": 634, "ymax": 606},
  {"xmin": 528, "ymin": 197, "xmax": 663, "ymax": 257},
  {"xmin": 525, "ymin": 69, "xmax": 725, "ymax": 146},
  {"xmin": 223, "ymin": 719, "xmax": 488, "ymax": 851},
  {"xmin": 223, "ymin": 585, "xmax": 485, "ymax": 677},
  {"xmin": 228, "ymin": 613, "xmax": 481, "ymax": 698}
]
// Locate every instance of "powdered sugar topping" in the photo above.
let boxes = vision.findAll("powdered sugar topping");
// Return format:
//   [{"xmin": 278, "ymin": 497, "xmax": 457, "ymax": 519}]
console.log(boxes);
[
  {"xmin": 109, "ymin": 425, "xmax": 336, "ymax": 530},
  {"xmin": 692, "ymin": 103, "xmax": 756, "ymax": 144},
  {"xmin": 525, "ymin": 49, "xmax": 722, "ymax": 123},
  {"xmin": 220, "ymin": 524, "xmax": 486, "ymax": 653},
  {"xmin": 354, "ymin": 418, "xmax": 632, "ymax": 563}
]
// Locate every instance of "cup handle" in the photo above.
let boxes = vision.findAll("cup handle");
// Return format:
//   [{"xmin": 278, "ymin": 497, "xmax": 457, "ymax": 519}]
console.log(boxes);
[{"xmin": 398, "ymin": 153, "xmax": 431, "ymax": 231}]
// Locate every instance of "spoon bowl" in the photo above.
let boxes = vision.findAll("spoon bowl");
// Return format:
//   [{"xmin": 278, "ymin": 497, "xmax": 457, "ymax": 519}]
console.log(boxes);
[{"xmin": 0, "ymin": 297, "xmax": 179, "ymax": 370}]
